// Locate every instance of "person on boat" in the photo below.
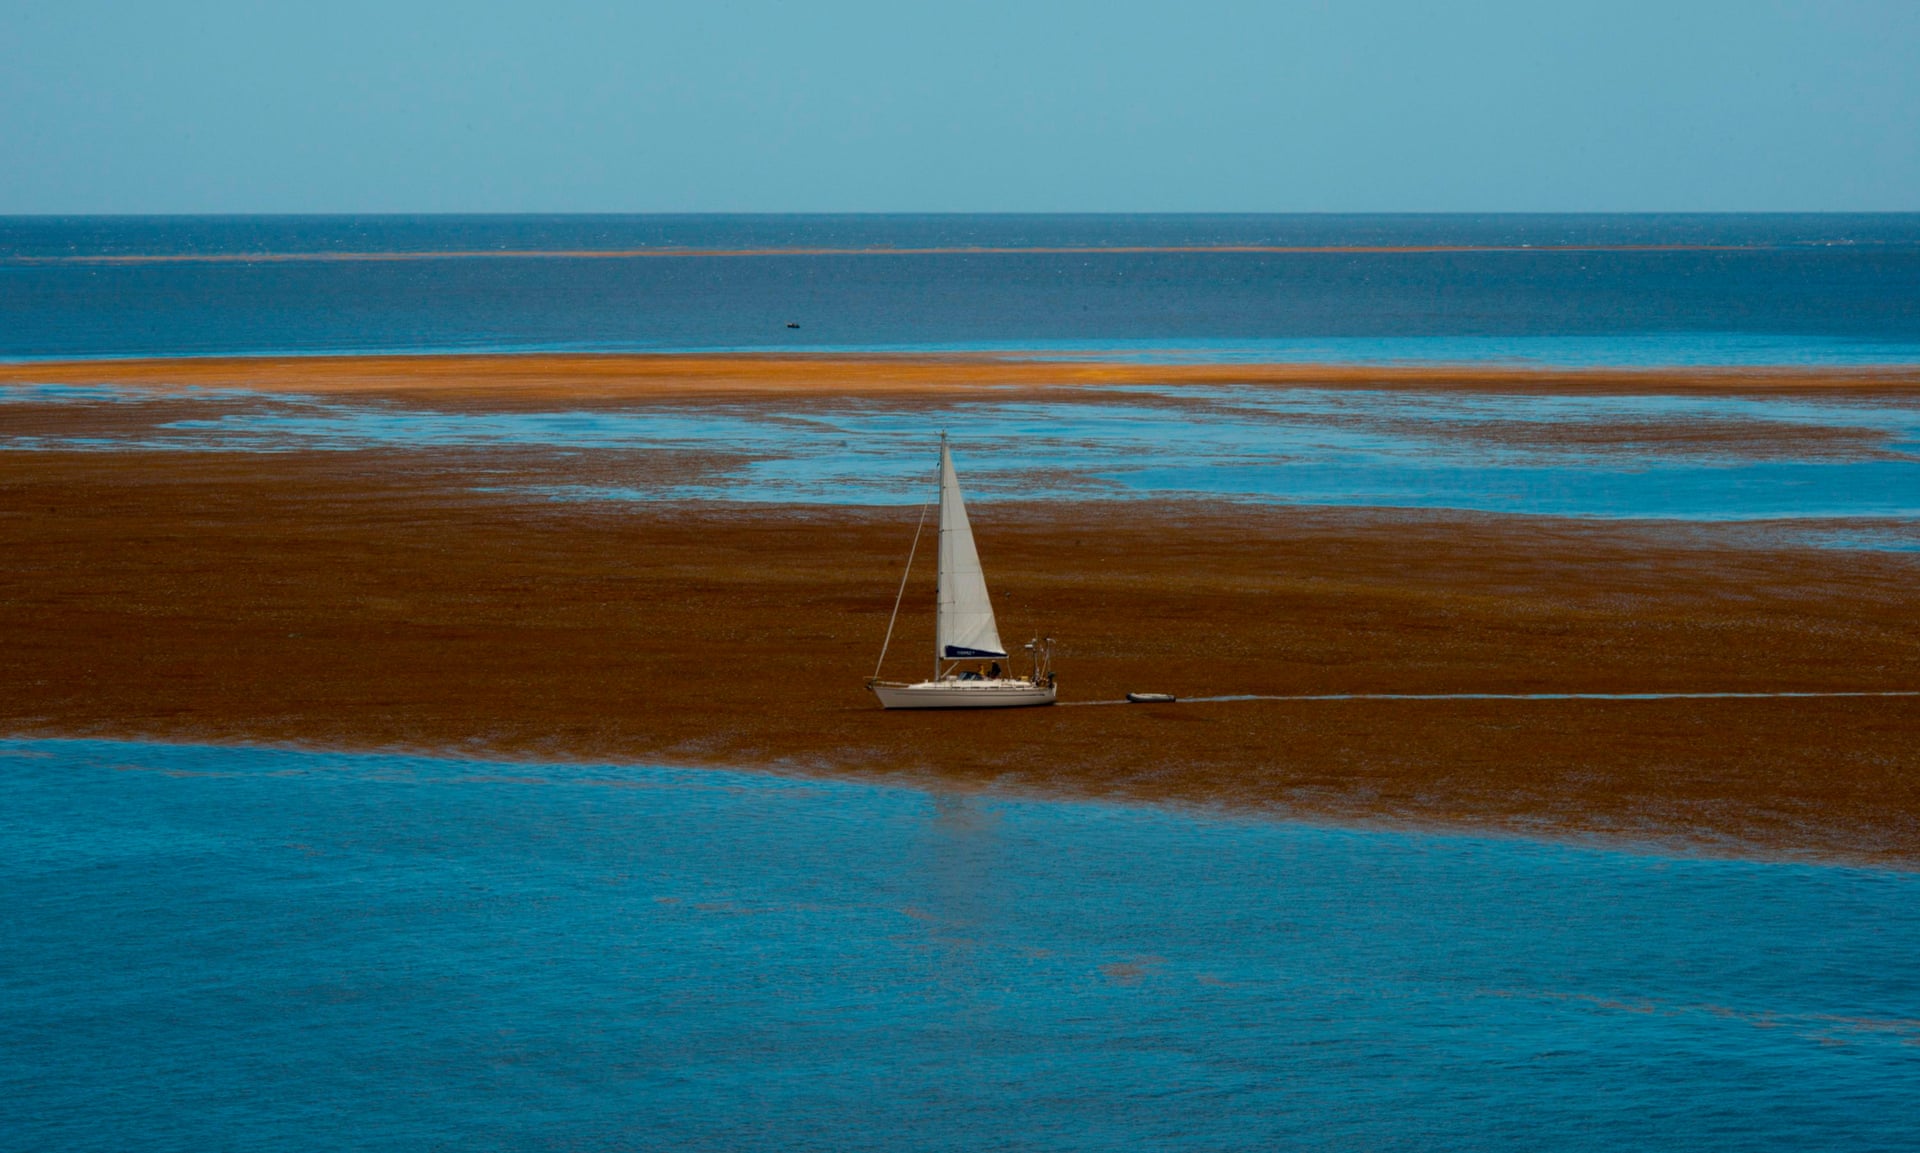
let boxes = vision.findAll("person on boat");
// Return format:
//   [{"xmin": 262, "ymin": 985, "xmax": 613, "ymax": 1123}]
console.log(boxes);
[{"xmin": 987, "ymin": 661, "xmax": 1001, "ymax": 679}]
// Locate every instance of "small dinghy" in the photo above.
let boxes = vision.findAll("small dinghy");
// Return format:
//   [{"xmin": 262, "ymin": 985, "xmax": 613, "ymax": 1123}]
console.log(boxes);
[
  {"xmin": 867, "ymin": 436, "xmax": 1057, "ymax": 709},
  {"xmin": 1127, "ymin": 692, "xmax": 1177, "ymax": 704}
]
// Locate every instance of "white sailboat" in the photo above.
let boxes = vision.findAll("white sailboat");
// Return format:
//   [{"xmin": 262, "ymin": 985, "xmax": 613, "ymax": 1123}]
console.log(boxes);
[{"xmin": 868, "ymin": 437, "xmax": 1057, "ymax": 709}]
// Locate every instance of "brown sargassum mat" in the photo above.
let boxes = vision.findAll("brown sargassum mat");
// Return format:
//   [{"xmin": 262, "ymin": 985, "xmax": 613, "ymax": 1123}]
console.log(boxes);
[{"xmin": 3, "ymin": 446, "xmax": 1916, "ymax": 865}]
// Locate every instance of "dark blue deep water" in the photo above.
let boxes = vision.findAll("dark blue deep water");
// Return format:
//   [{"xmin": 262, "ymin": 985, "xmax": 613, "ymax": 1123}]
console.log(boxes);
[
  {"xmin": 3, "ymin": 214, "xmax": 1919, "ymax": 362},
  {"xmin": 3, "ymin": 740, "xmax": 1916, "ymax": 1151}
]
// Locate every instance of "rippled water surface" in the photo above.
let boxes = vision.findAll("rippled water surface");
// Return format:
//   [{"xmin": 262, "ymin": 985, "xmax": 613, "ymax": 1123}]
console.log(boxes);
[{"xmin": 3, "ymin": 739, "xmax": 1915, "ymax": 1151}]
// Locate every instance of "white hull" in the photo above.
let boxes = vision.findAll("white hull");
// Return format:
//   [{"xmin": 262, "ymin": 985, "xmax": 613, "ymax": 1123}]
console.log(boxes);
[{"xmin": 870, "ymin": 679, "xmax": 1057, "ymax": 709}]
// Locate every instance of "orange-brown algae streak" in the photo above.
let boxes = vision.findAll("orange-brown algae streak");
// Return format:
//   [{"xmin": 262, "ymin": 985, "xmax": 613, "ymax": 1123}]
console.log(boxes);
[
  {"xmin": 3, "ymin": 353, "xmax": 1920, "ymax": 408},
  {"xmin": 7, "ymin": 243, "xmax": 1776, "ymax": 266},
  {"xmin": 2, "ymin": 449, "xmax": 1917, "ymax": 866}
]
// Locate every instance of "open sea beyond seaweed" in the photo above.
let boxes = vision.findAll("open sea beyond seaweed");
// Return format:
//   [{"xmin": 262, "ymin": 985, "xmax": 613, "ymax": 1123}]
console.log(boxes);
[{"xmin": 5, "ymin": 214, "xmax": 1920, "ymax": 363}]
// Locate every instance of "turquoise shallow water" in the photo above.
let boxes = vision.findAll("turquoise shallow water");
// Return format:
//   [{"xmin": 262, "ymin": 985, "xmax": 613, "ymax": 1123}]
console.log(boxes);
[
  {"xmin": 4, "ymin": 739, "xmax": 1916, "ymax": 1151},
  {"xmin": 7, "ymin": 381, "xmax": 1919, "ymax": 530}
]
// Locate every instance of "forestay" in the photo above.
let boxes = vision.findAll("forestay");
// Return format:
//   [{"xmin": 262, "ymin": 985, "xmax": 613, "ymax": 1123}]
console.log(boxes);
[{"xmin": 936, "ymin": 442, "xmax": 1007, "ymax": 660}]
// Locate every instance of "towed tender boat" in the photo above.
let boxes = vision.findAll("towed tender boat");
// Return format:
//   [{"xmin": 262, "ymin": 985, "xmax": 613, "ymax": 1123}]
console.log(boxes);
[{"xmin": 868, "ymin": 436, "xmax": 1057, "ymax": 709}]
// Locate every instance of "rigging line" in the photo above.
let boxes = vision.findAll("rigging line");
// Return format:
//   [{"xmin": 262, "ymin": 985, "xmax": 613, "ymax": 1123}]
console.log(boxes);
[{"xmin": 872, "ymin": 498, "xmax": 933, "ymax": 682}]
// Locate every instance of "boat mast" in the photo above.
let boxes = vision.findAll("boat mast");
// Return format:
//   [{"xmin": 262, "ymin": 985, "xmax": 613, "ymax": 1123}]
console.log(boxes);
[{"xmin": 935, "ymin": 432, "xmax": 946, "ymax": 683}]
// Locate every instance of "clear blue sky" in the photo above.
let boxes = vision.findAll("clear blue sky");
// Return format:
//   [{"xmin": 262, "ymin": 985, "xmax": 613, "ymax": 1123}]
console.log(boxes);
[{"xmin": 2, "ymin": 0, "xmax": 1914, "ymax": 213}]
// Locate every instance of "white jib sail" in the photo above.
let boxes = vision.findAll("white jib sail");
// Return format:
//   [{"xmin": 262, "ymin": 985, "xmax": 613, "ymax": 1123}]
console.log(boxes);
[{"xmin": 936, "ymin": 442, "xmax": 1008, "ymax": 661}]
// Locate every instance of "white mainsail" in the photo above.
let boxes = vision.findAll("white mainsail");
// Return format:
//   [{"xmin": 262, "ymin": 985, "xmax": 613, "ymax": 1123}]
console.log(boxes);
[{"xmin": 936, "ymin": 441, "xmax": 1007, "ymax": 660}]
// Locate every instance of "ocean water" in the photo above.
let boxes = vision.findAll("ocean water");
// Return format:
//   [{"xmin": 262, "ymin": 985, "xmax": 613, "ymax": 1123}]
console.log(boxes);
[
  {"xmin": 6, "ymin": 223, "xmax": 1919, "ymax": 1148},
  {"xmin": 3, "ymin": 738, "xmax": 1916, "ymax": 1152},
  {"xmin": 4, "ymin": 214, "xmax": 1920, "ymax": 362}
]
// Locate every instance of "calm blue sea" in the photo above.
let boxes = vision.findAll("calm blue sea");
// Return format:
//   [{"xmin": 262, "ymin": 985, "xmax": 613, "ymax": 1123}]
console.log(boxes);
[
  {"xmin": 3, "ymin": 739, "xmax": 1916, "ymax": 1152},
  {"xmin": 4, "ymin": 214, "xmax": 1920, "ymax": 363},
  {"xmin": 6, "ymin": 220, "xmax": 1920, "ymax": 1146}
]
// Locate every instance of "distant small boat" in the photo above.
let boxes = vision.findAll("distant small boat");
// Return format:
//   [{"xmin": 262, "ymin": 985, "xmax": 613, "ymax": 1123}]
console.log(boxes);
[
  {"xmin": 1127, "ymin": 692, "xmax": 1176, "ymax": 704},
  {"xmin": 786, "ymin": 321, "xmax": 801, "ymax": 329},
  {"xmin": 868, "ymin": 436, "xmax": 1057, "ymax": 709}
]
